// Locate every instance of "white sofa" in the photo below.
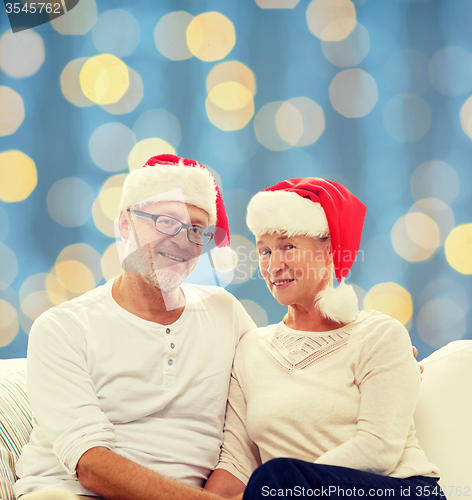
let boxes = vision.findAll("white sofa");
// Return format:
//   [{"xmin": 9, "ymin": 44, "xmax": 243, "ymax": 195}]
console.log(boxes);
[{"xmin": 1, "ymin": 341, "xmax": 471, "ymax": 500}]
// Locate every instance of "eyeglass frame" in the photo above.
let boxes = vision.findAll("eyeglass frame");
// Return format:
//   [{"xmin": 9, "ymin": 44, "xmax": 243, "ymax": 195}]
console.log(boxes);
[{"xmin": 127, "ymin": 208, "xmax": 214, "ymax": 246}]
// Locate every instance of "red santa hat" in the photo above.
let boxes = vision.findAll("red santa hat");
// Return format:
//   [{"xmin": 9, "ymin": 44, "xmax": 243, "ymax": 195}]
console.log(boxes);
[
  {"xmin": 119, "ymin": 154, "xmax": 231, "ymax": 270},
  {"xmin": 246, "ymin": 177, "xmax": 367, "ymax": 324}
]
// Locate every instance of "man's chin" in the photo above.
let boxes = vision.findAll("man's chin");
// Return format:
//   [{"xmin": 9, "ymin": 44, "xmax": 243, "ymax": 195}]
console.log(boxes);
[{"xmin": 142, "ymin": 270, "xmax": 185, "ymax": 293}]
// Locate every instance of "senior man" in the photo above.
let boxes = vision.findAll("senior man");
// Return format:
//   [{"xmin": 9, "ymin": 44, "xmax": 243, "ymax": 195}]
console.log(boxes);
[{"xmin": 14, "ymin": 154, "xmax": 254, "ymax": 500}]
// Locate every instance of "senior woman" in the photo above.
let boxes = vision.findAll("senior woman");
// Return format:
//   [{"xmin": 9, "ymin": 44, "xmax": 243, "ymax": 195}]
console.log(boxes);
[{"xmin": 205, "ymin": 178, "xmax": 442, "ymax": 500}]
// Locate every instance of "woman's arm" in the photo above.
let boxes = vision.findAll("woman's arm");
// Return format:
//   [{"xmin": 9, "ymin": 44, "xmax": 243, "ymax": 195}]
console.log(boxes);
[{"xmin": 315, "ymin": 317, "xmax": 421, "ymax": 475}]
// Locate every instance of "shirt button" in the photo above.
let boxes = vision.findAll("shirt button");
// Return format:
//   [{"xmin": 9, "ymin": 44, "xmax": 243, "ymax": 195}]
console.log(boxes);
[
  {"xmin": 170, "ymin": 343, "xmax": 175, "ymax": 349},
  {"xmin": 168, "ymin": 359, "xmax": 173, "ymax": 366},
  {"xmin": 166, "ymin": 328, "xmax": 171, "ymax": 334}
]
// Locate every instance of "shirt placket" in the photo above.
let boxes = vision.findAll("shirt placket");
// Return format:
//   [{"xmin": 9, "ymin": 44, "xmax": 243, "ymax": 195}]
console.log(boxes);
[{"xmin": 164, "ymin": 326, "xmax": 177, "ymax": 387}]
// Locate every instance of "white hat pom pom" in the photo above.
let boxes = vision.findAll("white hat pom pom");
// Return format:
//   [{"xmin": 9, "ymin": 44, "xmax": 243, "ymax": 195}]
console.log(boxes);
[
  {"xmin": 315, "ymin": 278, "xmax": 359, "ymax": 324},
  {"xmin": 210, "ymin": 246, "xmax": 235, "ymax": 274}
]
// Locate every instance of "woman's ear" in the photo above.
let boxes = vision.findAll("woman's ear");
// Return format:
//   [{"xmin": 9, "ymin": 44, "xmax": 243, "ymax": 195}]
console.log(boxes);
[{"xmin": 118, "ymin": 211, "xmax": 130, "ymax": 240}]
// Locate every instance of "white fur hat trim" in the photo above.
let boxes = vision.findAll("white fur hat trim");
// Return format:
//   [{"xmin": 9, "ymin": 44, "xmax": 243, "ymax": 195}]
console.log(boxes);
[
  {"xmin": 119, "ymin": 162, "xmax": 217, "ymax": 225},
  {"xmin": 315, "ymin": 278, "xmax": 359, "ymax": 324},
  {"xmin": 246, "ymin": 190, "xmax": 329, "ymax": 238}
]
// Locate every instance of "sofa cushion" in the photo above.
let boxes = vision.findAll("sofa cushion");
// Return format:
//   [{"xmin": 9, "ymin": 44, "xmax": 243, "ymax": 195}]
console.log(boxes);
[
  {"xmin": 414, "ymin": 340, "xmax": 472, "ymax": 498},
  {"xmin": 0, "ymin": 369, "xmax": 32, "ymax": 500}
]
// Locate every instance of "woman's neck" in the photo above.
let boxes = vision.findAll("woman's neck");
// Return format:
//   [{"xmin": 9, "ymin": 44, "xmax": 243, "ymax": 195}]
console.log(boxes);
[{"xmin": 283, "ymin": 304, "xmax": 347, "ymax": 332}]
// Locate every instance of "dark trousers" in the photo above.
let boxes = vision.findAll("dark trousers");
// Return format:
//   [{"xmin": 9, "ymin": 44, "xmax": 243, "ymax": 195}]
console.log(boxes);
[{"xmin": 243, "ymin": 458, "xmax": 445, "ymax": 500}]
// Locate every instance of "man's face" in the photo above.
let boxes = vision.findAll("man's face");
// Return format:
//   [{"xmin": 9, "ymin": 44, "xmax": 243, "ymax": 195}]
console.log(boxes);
[{"xmin": 122, "ymin": 201, "xmax": 210, "ymax": 292}]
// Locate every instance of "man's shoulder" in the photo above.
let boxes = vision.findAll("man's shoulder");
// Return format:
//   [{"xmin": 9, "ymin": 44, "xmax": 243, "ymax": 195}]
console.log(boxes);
[
  {"xmin": 183, "ymin": 283, "xmax": 239, "ymax": 306},
  {"xmin": 35, "ymin": 280, "xmax": 113, "ymax": 323}
]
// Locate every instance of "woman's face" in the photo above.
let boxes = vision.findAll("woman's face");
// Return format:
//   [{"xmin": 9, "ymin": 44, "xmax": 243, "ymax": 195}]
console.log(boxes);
[{"xmin": 256, "ymin": 233, "xmax": 332, "ymax": 309}]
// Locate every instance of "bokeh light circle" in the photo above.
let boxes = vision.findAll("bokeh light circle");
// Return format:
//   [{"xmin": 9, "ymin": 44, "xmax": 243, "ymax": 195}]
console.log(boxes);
[
  {"xmin": 385, "ymin": 48, "xmax": 430, "ymax": 95},
  {"xmin": 329, "ymin": 69, "xmax": 378, "ymax": 118},
  {"xmin": 277, "ymin": 97, "xmax": 325, "ymax": 146},
  {"xmin": 51, "ymin": 0, "xmax": 97, "ymax": 35},
  {"xmin": 89, "ymin": 122, "xmax": 136, "ymax": 172},
  {"xmin": 206, "ymin": 95, "xmax": 254, "ymax": 132},
  {"xmin": 411, "ymin": 160, "xmax": 460, "ymax": 205},
  {"xmin": 254, "ymin": 102, "xmax": 291, "ymax": 151},
  {"xmin": 47, "ymin": 177, "xmax": 95, "ymax": 227},
  {"xmin": 61, "ymin": 58, "xmax": 94, "ymax": 107},
  {"xmin": 206, "ymin": 61, "xmax": 256, "ymax": 96},
  {"xmin": 256, "ymin": 0, "xmax": 300, "ymax": 7},
  {"xmin": 429, "ymin": 46, "xmax": 472, "ymax": 97},
  {"xmin": 128, "ymin": 138, "xmax": 176, "ymax": 171},
  {"xmin": 133, "ymin": 109, "xmax": 182, "ymax": 148},
  {"xmin": 208, "ymin": 82, "xmax": 253, "ymax": 111},
  {"xmin": 459, "ymin": 95, "xmax": 472, "ymax": 141},
  {"xmin": 321, "ymin": 22, "xmax": 370, "ymax": 67},
  {"xmin": 154, "ymin": 11, "xmax": 194, "ymax": 61},
  {"xmin": 445, "ymin": 224, "xmax": 472, "ymax": 274},
  {"xmin": 0, "ymin": 86, "xmax": 25, "ymax": 136},
  {"xmin": 391, "ymin": 212, "xmax": 440, "ymax": 262},
  {"xmin": 80, "ymin": 54, "xmax": 130, "ymax": 105},
  {"xmin": 0, "ymin": 243, "xmax": 18, "ymax": 290},
  {"xmin": 0, "ymin": 150, "xmax": 37, "ymax": 202},
  {"xmin": 102, "ymin": 242, "xmax": 123, "ymax": 281},
  {"xmin": 417, "ymin": 298, "xmax": 466, "ymax": 349},
  {"xmin": 408, "ymin": 198, "xmax": 454, "ymax": 245},
  {"xmin": 57, "ymin": 243, "xmax": 103, "ymax": 286},
  {"xmin": 383, "ymin": 93, "xmax": 431, "ymax": 142},
  {"xmin": 54, "ymin": 261, "xmax": 96, "ymax": 294},
  {"xmin": 0, "ymin": 299, "xmax": 19, "ymax": 347},
  {"xmin": 101, "ymin": 68, "xmax": 143, "ymax": 115},
  {"xmin": 93, "ymin": 174, "xmax": 127, "ymax": 237},
  {"xmin": 0, "ymin": 29, "xmax": 45, "ymax": 78},
  {"xmin": 186, "ymin": 12, "xmax": 236, "ymax": 62},
  {"xmin": 92, "ymin": 9, "xmax": 140, "ymax": 57},
  {"xmin": 306, "ymin": 0, "xmax": 356, "ymax": 42},
  {"xmin": 364, "ymin": 282, "xmax": 413, "ymax": 326}
]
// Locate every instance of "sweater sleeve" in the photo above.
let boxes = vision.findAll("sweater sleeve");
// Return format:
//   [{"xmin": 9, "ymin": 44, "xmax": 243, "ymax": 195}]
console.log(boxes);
[
  {"xmin": 215, "ymin": 370, "xmax": 261, "ymax": 484},
  {"xmin": 315, "ymin": 317, "xmax": 420, "ymax": 475},
  {"xmin": 26, "ymin": 310, "xmax": 115, "ymax": 475}
]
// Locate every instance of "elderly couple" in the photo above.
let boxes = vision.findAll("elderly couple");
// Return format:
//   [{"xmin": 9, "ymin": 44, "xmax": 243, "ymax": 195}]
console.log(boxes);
[{"xmin": 15, "ymin": 155, "xmax": 443, "ymax": 500}]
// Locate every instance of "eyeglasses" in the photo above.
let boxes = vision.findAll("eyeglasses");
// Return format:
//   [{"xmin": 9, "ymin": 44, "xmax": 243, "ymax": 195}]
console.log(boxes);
[{"xmin": 127, "ymin": 209, "xmax": 214, "ymax": 246}]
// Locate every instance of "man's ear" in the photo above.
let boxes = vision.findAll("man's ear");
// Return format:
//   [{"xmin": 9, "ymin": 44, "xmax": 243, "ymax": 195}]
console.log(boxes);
[{"xmin": 118, "ymin": 211, "xmax": 130, "ymax": 239}]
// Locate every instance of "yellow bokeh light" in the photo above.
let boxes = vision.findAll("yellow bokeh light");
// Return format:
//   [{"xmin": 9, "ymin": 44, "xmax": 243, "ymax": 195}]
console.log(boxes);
[
  {"xmin": 276, "ymin": 101, "xmax": 304, "ymax": 146},
  {"xmin": 0, "ymin": 298, "xmax": 19, "ymax": 347},
  {"xmin": 55, "ymin": 260, "xmax": 96, "ymax": 294},
  {"xmin": 208, "ymin": 82, "xmax": 253, "ymax": 111},
  {"xmin": 206, "ymin": 61, "xmax": 256, "ymax": 96},
  {"xmin": 460, "ymin": 95, "xmax": 472, "ymax": 140},
  {"xmin": 329, "ymin": 69, "xmax": 378, "ymax": 118},
  {"xmin": 391, "ymin": 213, "xmax": 440, "ymax": 262},
  {"xmin": 80, "ymin": 54, "xmax": 130, "ymax": 105},
  {"xmin": 61, "ymin": 58, "xmax": 94, "ymax": 107},
  {"xmin": 0, "ymin": 86, "xmax": 25, "ymax": 136},
  {"xmin": 206, "ymin": 96, "xmax": 255, "ymax": 131},
  {"xmin": 409, "ymin": 198, "xmax": 454, "ymax": 245},
  {"xmin": 102, "ymin": 68, "xmax": 144, "ymax": 115},
  {"xmin": 128, "ymin": 138, "xmax": 176, "ymax": 171},
  {"xmin": 99, "ymin": 186, "xmax": 123, "ymax": 221},
  {"xmin": 46, "ymin": 272, "xmax": 68, "ymax": 306},
  {"xmin": 445, "ymin": 224, "xmax": 472, "ymax": 274},
  {"xmin": 93, "ymin": 174, "xmax": 127, "ymax": 237},
  {"xmin": 364, "ymin": 282, "xmax": 413, "ymax": 326},
  {"xmin": 102, "ymin": 242, "xmax": 123, "ymax": 281},
  {"xmin": 0, "ymin": 150, "xmax": 37, "ymax": 203},
  {"xmin": 306, "ymin": 0, "xmax": 356, "ymax": 42},
  {"xmin": 186, "ymin": 12, "xmax": 236, "ymax": 62}
]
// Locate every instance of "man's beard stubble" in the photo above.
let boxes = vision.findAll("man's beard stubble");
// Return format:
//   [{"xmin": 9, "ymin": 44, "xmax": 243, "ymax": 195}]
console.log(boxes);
[{"xmin": 122, "ymin": 240, "xmax": 198, "ymax": 293}]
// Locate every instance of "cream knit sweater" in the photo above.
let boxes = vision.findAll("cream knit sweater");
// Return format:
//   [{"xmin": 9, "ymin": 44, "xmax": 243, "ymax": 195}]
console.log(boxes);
[{"xmin": 216, "ymin": 310, "xmax": 439, "ymax": 483}]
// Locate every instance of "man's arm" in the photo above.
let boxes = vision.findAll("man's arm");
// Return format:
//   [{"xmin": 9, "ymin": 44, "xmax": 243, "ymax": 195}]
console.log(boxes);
[
  {"xmin": 204, "ymin": 469, "xmax": 245, "ymax": 497},
  {"xmin": 77, "ymin": 447, "xmax": 226, "ymax": 500}
]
